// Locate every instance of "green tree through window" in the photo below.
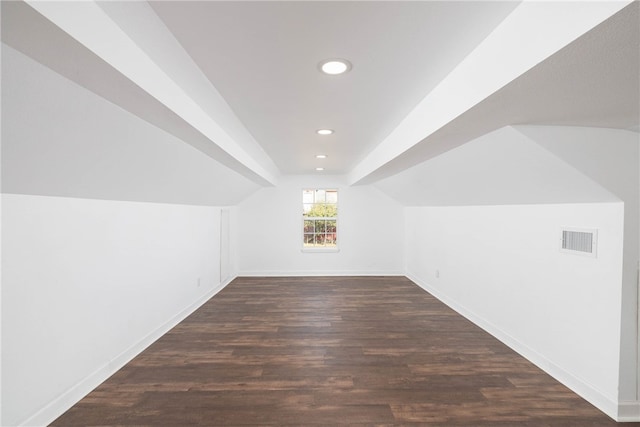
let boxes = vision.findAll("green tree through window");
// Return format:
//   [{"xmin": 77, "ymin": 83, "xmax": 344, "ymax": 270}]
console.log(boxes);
[{"xmin": 303, "ymin": 189, "xmax": 337, "ymax": 248}]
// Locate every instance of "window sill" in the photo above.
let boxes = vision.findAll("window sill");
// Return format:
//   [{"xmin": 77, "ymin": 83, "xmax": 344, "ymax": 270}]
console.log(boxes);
[{"xmin": 301, "ymin": 247, "xmax": 340, "ymax": 253}]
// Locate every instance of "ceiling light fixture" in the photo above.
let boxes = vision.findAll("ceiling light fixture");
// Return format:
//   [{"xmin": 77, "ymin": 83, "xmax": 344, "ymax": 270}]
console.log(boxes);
[
  {"xmin": 315, "ymin": 167, "xmax": 325, "ymax": 171},
  {"xmin": 316, "ymin": 129, "xmax": 334, "ymax": 135},
  {"xmin": 315, "ymin": 154, "xmax": 327, "ymax": 159},
  {"xmin": 319, "ymin": 59, "xmax": 351, "ymax": 75}
]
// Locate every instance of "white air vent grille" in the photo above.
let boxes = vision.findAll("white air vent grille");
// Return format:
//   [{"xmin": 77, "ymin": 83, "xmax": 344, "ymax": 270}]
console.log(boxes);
[{"xmin": 560, "ymin": 228, "xmax": 597, "ymax": 257}]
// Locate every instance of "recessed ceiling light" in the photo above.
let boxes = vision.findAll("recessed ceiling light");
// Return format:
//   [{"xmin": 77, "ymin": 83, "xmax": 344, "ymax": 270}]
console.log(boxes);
[
  {"xmin": 315, "ymin": 167, "xmax": 325, "ymax": 171},
  {"xmin": 315, "ymin": 154, "xmax": 327, "ymax": 159},
  {"xmin": 316, "ymin": 129, "xmax": 334, "ymax": 135},
  {"xmin": 319, "ymin": 59, "xmax": 351, "ymax": 75}
]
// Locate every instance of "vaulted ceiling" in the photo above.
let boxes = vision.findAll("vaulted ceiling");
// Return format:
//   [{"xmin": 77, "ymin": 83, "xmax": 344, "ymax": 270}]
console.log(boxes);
[{"xmin": 3, "ymin": 1, "xmax": 638, "ymax": 187}]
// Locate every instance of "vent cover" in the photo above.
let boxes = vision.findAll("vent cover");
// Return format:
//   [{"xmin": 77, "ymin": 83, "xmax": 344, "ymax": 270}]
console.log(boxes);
[{"xmin": 560, "ymin": 228, "xmax": 597, "ymax": 257}]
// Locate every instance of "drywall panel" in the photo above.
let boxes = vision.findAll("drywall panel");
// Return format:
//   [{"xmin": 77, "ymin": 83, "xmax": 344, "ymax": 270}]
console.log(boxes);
[
  {"xmin": 1, "ymin": 44, "xmax": 260, "ymax": 206},
  {"xmin": 237, "ymin": 175, "xmax": 404, "ymax": 275},
  {"xmin": 516, "ymin": 126, "xmax": 638, "ymax": 203},
  {"xmin": 405, "ymin": 203, "xmax": 624, "ymax": 418},
  {"xmin": 516, "ymin": 125, "xmax": 640, "ymax": 404},
  {"xmin": 374, "ymin": 126, "xmax": 618, "ymax": 206},
  {"xmin": 1, "ymin": 194, "xmax": 222, "ymax": 426}
]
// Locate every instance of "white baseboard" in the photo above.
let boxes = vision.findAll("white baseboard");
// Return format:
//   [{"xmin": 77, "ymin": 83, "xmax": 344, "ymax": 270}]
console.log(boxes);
[
  {"xmin": 406, "ymin": 271, "xmax": 624, "ymax": 422},
  {"xmin": 618, "ymin": 401, "xmax": 640, "ymax": 422},
  {"xmin": 220, "ymin": 273, "xmax": 237, "ymax": 288},
  {"xmin": 238, "ymin": 270, "xmax": 405, "ymax": 277},
  {"xmin": 21, "ymin": 277, "xmax": 235, "ymax": 427}
]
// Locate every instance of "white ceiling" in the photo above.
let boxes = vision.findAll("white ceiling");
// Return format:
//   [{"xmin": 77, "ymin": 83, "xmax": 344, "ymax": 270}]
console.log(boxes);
[
  {"xmin": 148, "ymin": 1, "xmax": 519, "ymax": 175},
  {"xmin": 2, "ymin": 1, "xmax": 638, "ymax": 185},
  {"xmin": 354, "ymin": 0, "xmax": 640, "ymax": 183}
]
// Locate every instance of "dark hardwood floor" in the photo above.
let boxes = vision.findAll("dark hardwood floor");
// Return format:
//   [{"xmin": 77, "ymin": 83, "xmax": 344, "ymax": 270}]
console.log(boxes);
[{"xmin": 52, "ymin": 276, "xmax": 630, "ymax": 426}]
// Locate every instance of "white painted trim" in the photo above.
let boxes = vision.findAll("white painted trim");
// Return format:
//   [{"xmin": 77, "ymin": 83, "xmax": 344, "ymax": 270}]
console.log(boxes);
[
  {"xmin": 618, "ymin": 401, "xmax": 640, "ymax": 422},
  {"xmin": 20, "ymin": 277, "xmax": 235, "ymax": 427},
  {"xmin": 220, "ymin": 274, "xmax": 237, "ymax": 288},
  {"xmin": 239, "ymin": 270, "xmax": 405, "ymax": 277},
  {"xmin": 406, "ymin": 271, "xmax": 623, "ymax": 422},
  {"xmin": 301, "ymin": 248, "xmax": 340, "ymax": 253}
]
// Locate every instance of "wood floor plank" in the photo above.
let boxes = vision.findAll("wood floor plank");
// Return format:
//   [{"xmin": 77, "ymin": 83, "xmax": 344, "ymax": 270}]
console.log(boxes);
[{"xmin": 51, "ymin": 276, "xmax": 629, "ymax": 426}]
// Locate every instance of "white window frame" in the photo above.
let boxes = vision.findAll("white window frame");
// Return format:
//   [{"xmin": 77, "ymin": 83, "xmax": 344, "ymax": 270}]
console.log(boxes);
[{"xmin": 301, "ymin": 188, "xmax": 339, "ymax": 253}]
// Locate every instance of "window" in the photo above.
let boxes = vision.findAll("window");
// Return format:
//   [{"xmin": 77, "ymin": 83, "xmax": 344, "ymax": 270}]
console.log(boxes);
[{"xmin": 302, "ymin": 189, "xmax": 338, "ymax": 249}]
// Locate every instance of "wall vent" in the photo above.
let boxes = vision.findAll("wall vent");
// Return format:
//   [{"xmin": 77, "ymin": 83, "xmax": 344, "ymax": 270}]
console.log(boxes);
[{"xmin": 560, "ymin": 228, "xmax": 597, "ymax": 257}]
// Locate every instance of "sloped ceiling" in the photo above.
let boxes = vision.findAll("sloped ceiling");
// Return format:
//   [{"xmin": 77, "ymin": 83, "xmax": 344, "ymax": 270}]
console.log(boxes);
[
  {"xmin": 373, "ymin": 126, "xmax": 622, "ymax": 206},
  {"xmin": 2, "ymin": 44, "xmax": 261, "ymax": 205},
  {"xmin": 355, "ymin": 0, "xmax": 640, "ymax": 184},
  {"xmin": 2, "ymin": 1, "xmax": 638, "ymax": 188}
]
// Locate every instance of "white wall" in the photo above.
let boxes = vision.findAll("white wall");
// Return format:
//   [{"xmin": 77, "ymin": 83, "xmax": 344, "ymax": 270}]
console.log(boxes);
[
  {"xmin": 2, "ymin": 194, "xmax": 225, "ymax": 426},
  {"xmin": 1, "ymin": 39, "xmax": 248, "ymax": 425},
  {"xmin": 237, "ymin": 175, "xmax": 404, "ymax": 276},
  {"xmin": 405, "ymin": 202, "xmax": 625, "ymax": 418},
  {"xmin": 517, "ymin": 125, "xmax": 640, "ymax": 409},
  {"xmin": 376, "ymin": 124, "xmax": 639, "ymax": 420}
]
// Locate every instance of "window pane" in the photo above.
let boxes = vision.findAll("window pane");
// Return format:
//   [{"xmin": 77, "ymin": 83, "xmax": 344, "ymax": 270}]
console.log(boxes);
[
  {"xmin": 304, "ymin": 220, "xmax": 314, "ymax": 233},
  {"xmin": 325, "ymin": 233, "xmax": 336, "ymax": 245},
  {"xmin": 303, "ymin": 234, "xmax": 314, "ymax": 245},
  {"xmin": 302, "ymin": 190, "xmax": 314, "ymax": 204},
  {"xmin": 324, "ymin": 204, "xmax": 337, "ymax": 218},
  {"xmin": 326, "ymin": 190, "xmax": 338, "ymax": 204},
  {"xmin": 303, "ymin": 204, "xmax": 313, "ymax": 216},
  {"xmin": 307, "ymin": 204, "xmax": 335, "ymax": 218},
  {"xmin": 314, "ymin": 189, "xmax": 326, "ymax": 203},
  {"xmin": 326, "ymin": 220, "xmax": 336, "ymax": 233},
  {"xmin": 314, "ymin": 234, "xmax": 325, "ymax": 245}
]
